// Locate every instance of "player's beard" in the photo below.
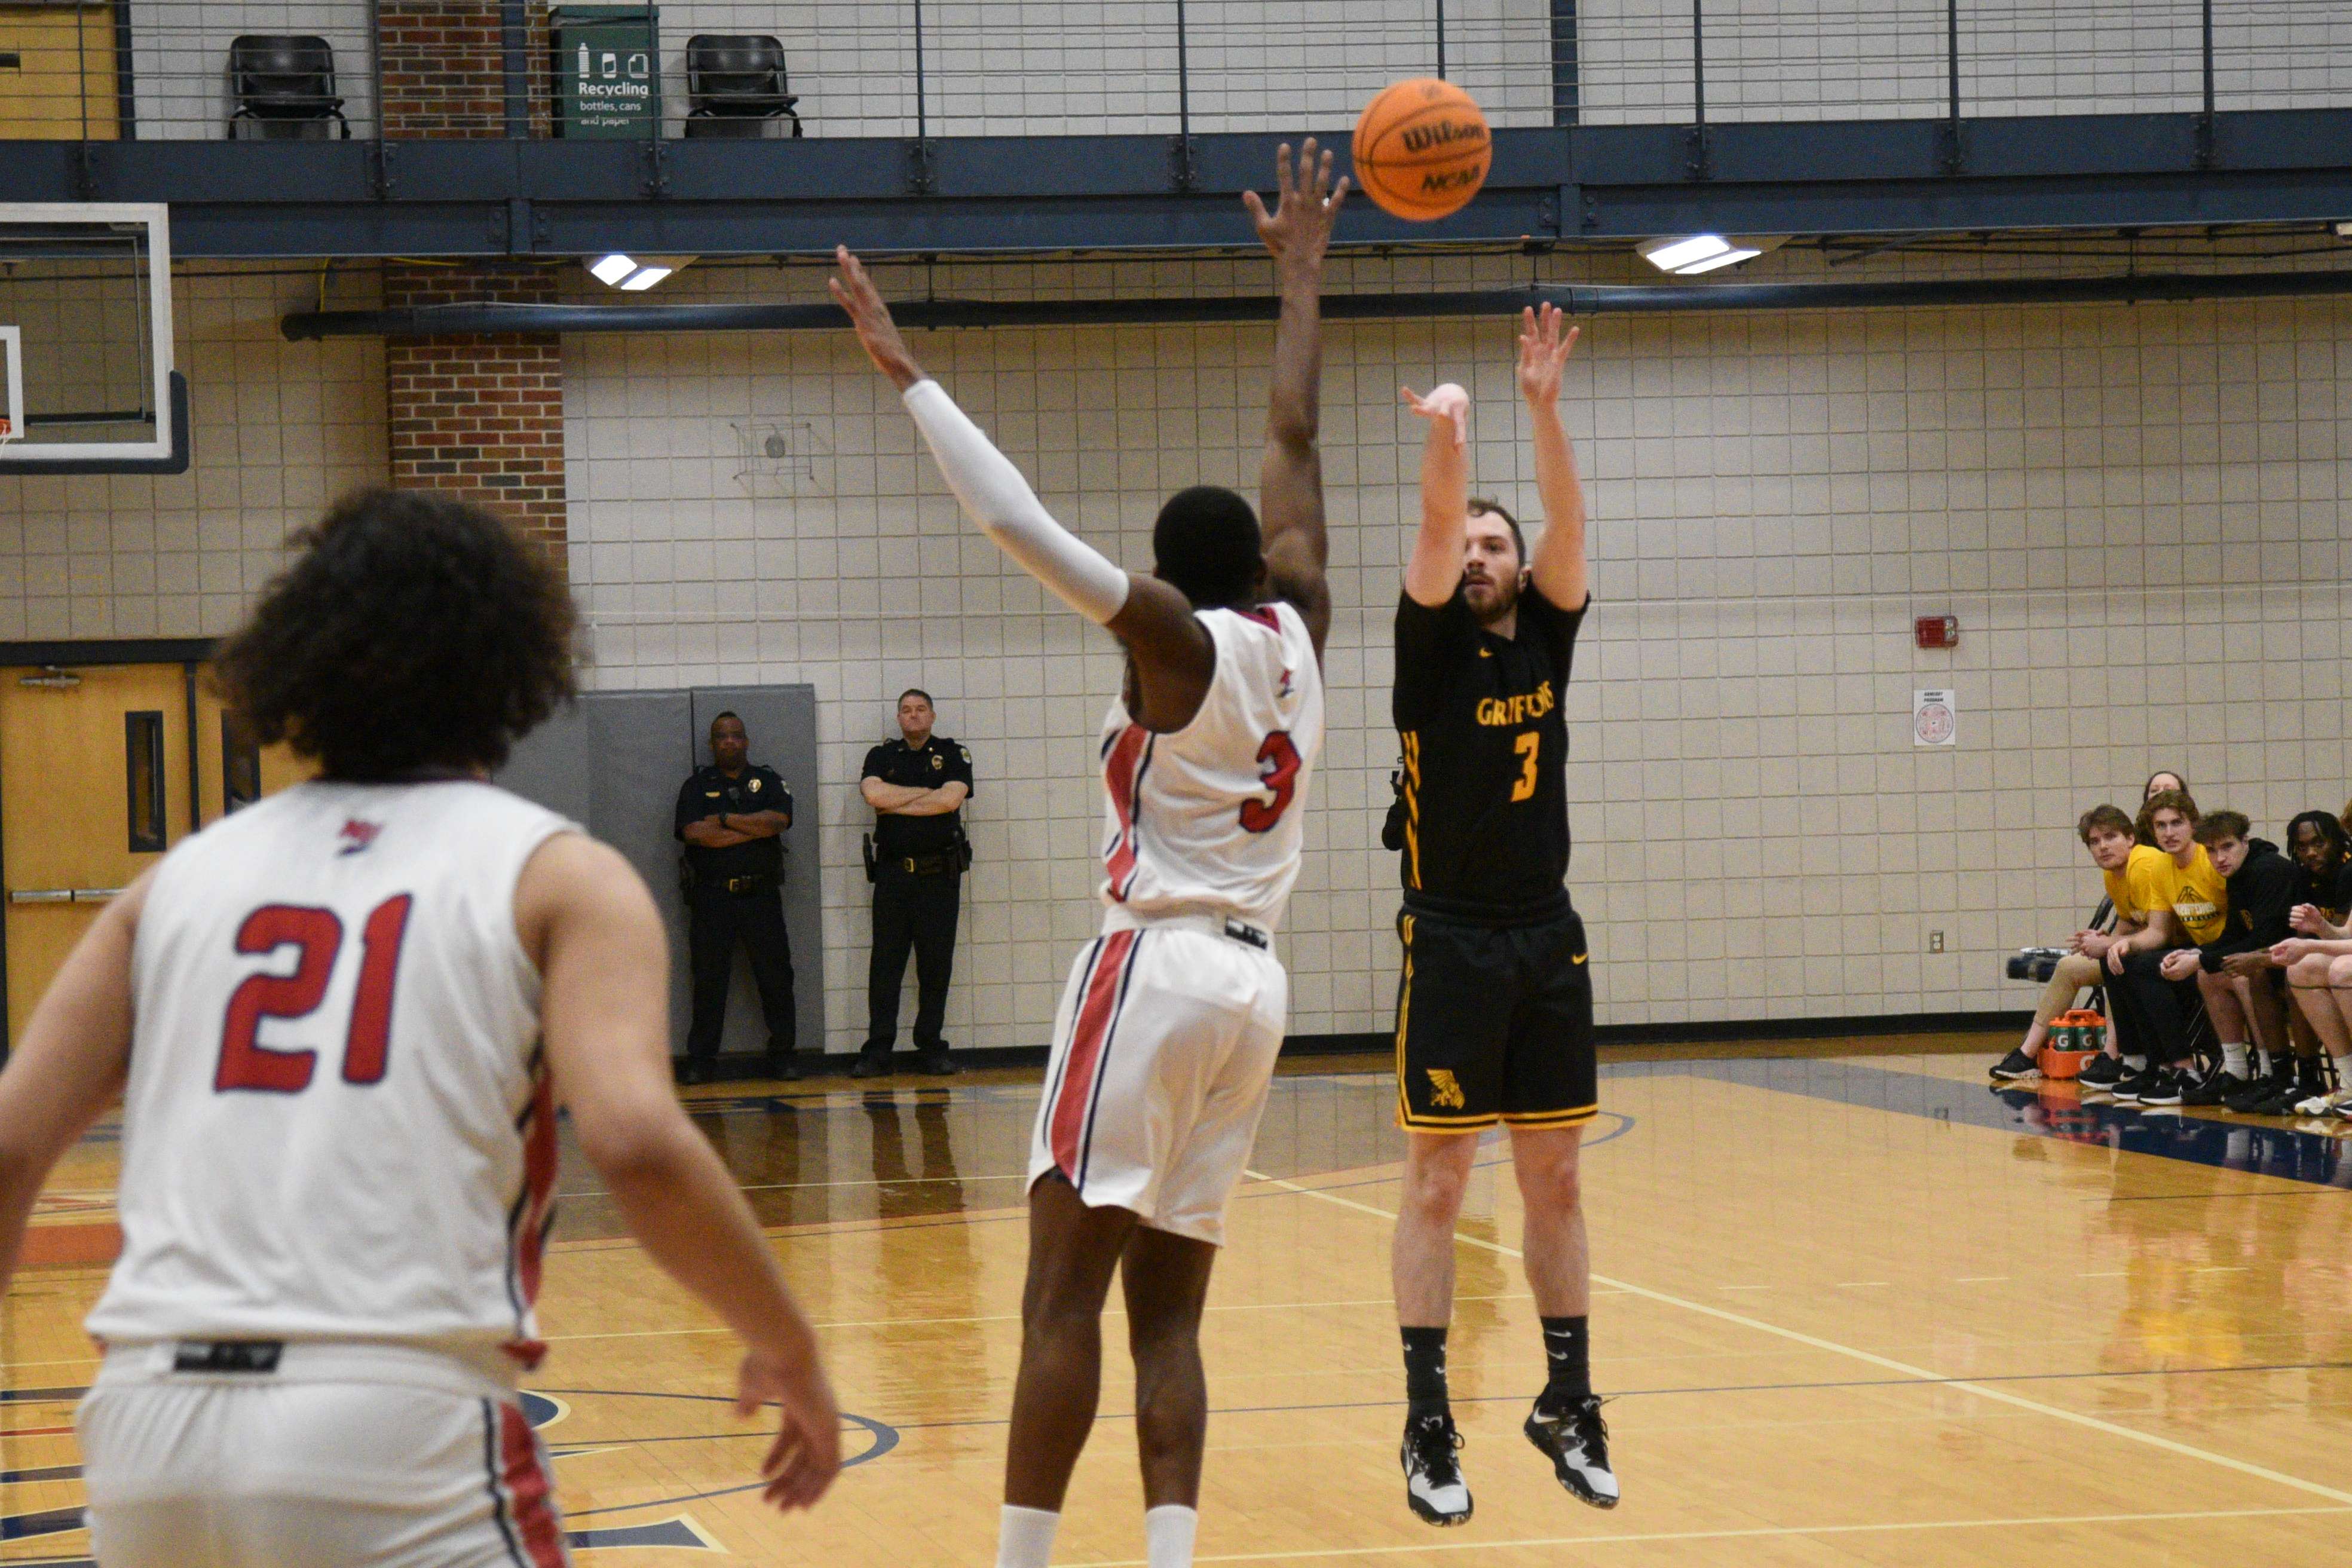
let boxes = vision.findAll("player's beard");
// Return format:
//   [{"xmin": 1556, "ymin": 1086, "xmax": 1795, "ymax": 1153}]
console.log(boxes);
[{"xmin": 1463, "ymin": 569, "xmax": 1520, "ymax": 626}]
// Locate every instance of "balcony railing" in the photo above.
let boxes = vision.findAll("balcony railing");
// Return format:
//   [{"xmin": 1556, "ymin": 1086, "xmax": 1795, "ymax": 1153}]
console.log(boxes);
[{"xmin": 0, "ymin": 0, "xmax": 2344, "ymax": 145}]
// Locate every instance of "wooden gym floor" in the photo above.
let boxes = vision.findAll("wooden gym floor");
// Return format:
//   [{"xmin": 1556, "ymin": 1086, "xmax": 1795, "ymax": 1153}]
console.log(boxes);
[{"xmin": 8, "ymin": 1032, "xmax": 2352, "ymax": 1566}]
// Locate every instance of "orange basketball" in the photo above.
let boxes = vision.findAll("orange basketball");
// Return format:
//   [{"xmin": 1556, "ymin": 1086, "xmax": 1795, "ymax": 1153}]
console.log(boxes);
[{"xmin": 1351, "ymin": 78, "xmax": 1492, "ymax": 222}]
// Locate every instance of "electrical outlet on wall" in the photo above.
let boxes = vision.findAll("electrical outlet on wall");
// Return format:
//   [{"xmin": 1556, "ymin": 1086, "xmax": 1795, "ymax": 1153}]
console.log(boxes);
[{"xmin": 1928, "ymin": 931, "xmax": 1945, "ymax": 953}]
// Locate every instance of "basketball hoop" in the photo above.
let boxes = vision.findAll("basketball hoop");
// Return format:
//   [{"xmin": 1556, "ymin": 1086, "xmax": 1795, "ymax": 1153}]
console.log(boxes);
[{"xmin": 0, "ymin": 206, "xmax": 180, "ymax": 468}]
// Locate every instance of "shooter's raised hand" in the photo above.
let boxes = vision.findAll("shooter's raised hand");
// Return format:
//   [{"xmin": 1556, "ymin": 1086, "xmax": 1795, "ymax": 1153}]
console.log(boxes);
[
  {"xmin": 1401, "ymin": 382, "xmax": 1469, "ymax": 449},
  {"xmin": 1516, "ymin": 304, "xmax": 1581, "ymax": 409}
]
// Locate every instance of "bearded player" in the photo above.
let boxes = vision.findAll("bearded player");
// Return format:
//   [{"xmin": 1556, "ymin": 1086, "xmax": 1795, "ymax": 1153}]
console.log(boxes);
[
  {"xmin": 832, "ymin": 139, "xmax": 1342, "ymax": 1568},
  {"xmin": 1390, "ymin": 307, "xmax": 1614, "ymax": 1525}
]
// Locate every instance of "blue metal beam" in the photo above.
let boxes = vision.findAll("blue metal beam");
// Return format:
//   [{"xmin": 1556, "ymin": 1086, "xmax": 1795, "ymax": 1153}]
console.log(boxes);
[{"xmin": 0, "ymin": 111, "xmax": 2345, "ymax": 260}]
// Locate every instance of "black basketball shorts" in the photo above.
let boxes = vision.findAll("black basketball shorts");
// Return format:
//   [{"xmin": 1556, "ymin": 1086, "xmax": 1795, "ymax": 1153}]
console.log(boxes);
[{"xmin": 1393, "ymin": 905, "xmax": 1597, "ymax": 1134}]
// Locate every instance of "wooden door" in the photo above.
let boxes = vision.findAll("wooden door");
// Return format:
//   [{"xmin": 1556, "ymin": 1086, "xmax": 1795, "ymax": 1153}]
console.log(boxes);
[
  {"xmin": 0, "ymin": 5, "xmax": 121, "ymax": 141},
  {"xmin": 1, "ymin": 663, "xmax": 188, "ymax": 1046},
  {"xmin": 191, "ymin": 667, "xmax": 316, "ymax": 828}
]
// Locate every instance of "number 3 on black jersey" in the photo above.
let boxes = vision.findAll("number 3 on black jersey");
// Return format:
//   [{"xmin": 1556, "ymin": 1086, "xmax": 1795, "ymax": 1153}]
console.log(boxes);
[
  {"xmin": 216, "ymin": 894, "xmax": 415, "ymax": 1094},
  {"xmin": 1510, "ymin": 731, "xmax": 1539, "ymax": 803}
]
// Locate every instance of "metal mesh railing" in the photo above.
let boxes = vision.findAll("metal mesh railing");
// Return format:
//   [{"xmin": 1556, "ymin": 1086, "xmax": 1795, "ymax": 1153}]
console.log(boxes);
[{"xmin": 0, "ymin": 0, "xmax": 2344, "ymax": 143}]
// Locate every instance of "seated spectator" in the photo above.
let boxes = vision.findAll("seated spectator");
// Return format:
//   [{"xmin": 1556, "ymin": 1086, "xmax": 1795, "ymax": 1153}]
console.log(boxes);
[
  {"xmin": 2135, "ymin": 769, "xmax": 2187, "ymax": 842},
  {"xmin": 2273, "ymin": 817, "xmax": 2352, "ymax": 1117},
  {"xmin": 2230, "ymin": 811, "xmax": 2352, "ymax": 1112},
  {"xmin": 2107, "ymin": 789, "xmax": 2224, "ymax": 1105},
  {"xmin": 1991, "ymin": 805, "xmax": 2142, "ymax": 1083},
  {"xmin": 2162, "ymin": 812, "xmax": 2292, "ymax": 1105}
]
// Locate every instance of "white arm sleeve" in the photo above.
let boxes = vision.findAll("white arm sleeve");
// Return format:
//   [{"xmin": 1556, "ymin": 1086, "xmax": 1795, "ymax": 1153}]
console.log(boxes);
[{"xmin": 902, "ymin": 379, "xmax": 1131, "ymax": 625}]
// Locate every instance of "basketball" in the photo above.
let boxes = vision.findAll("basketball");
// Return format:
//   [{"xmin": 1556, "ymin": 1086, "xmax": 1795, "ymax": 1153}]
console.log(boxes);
[{"xmin": 1351, "ymin": 78, "xmax": 1492, "ymax": 222}]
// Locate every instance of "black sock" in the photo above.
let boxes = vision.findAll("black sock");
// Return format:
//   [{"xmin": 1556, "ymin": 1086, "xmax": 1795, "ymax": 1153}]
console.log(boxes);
[
  {"xmin": 1538, "ymin": 1315, "xmax": 1591, "ymax": 1409},
  {"xmin": 1401, "ymin": 1327, "xmax": 1450, "ymax": 1420}
]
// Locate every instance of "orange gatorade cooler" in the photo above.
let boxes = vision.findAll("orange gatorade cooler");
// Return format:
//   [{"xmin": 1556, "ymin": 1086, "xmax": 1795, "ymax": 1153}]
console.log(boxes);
[{"xmin": 2039, "ymin": 1010, "xmax": 2103, "ymax": 1080}]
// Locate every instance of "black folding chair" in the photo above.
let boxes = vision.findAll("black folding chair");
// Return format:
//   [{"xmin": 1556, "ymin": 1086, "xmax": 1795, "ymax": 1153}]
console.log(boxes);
[
  {"xmin": 228, "ymin": 35, "xmax": 350, "ymax": 139},
  {"xmin": 684, "ymin": 35, "xmax": 801, "ymax": 138}
]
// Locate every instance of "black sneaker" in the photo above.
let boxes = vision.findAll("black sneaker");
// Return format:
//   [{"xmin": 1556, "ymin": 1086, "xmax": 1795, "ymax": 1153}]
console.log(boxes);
[
  {"xmin": 915, "ymin": 1049, "xmax": 961, "ymax": 1076},
  {"xmin": 2078, "ymin": 1054, "xmax": 2124, "ymax": 1089},
  {"xmin": 2247, "ymin": 1078, "xmax": 2310, "ymax": 1116},
  {"xmin": 1525, "ymin": 1395, "xmax": 1619, "ymax": 1509},
  {"xmin": 2180, "ymin": 1070, "xmax": 2246, "ymax": 1108},
  {"xmin": 2110, "ymin": 1067, "xmax": 2161, "ymax": 1104},
  {"xmin": 850, "ymin": 1052, "xmax": 892, "ymax": 1080},
  {"xmin": 2225, "ymin": 1070, "xmax": 2290, "ymax": 1113},
  {"xmin": 1400, "ymin": 1411, "xmax": 1472, "ymax": 1526},
  {"xmin": 1989, "ymin": 1047, "xmax": 2039, "ymax": 1082},
  {"xmin": 2136, "ymin": 1067, "xmax": 2188, "ymax": 1107}
]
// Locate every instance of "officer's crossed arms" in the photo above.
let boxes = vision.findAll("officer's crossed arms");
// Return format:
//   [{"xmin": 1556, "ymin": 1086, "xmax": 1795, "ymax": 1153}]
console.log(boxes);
[{"xmin": 859, "ymin": 692, "xmax": 969, "ymax": 819}]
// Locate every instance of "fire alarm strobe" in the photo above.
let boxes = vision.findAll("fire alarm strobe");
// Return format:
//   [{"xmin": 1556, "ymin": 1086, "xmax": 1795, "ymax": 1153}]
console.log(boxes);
[{"xmin": 1915, "ymin": 615, "xmax": 1958, "ymax": 650}]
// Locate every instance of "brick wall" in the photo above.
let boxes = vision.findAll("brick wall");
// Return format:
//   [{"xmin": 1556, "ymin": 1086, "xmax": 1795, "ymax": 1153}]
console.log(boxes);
[
  {"xmin": 377, "ymin": 0, "xmax": 550, "ymax": 138},
  {"xmin": 383, "ymin": 266, "xmax": 566, "ymax": 566}
]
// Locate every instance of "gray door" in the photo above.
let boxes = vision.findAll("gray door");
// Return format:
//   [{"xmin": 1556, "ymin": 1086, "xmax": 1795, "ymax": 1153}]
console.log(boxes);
[{"xmin": 497, "ymin": 685, "xmax": 824, "ymax": 1063}]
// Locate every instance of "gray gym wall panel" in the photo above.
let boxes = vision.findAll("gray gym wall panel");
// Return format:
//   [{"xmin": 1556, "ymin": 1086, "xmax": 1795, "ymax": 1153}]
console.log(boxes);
[{"xmin": 498, "ymin": 685, "xmax": 823, "ymax": 1062}]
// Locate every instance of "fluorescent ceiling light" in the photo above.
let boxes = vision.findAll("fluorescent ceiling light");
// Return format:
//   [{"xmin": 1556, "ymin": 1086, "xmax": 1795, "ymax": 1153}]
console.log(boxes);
[
  {"xmin": 587, "ymin": 253, "xmax": 694, "ymax": 290},
  {"xmin": 1638, "ymin": 234, "xmax": 1734, "ymax": 272},
  {"xmin": 1675, "ymin": 246, "xmax": 1764, "ymax": 275}
]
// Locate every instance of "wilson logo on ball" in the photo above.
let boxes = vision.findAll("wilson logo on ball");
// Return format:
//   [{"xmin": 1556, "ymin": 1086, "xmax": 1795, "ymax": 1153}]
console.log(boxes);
[{"xmin": 1353, "ymin": 78, "xmax": 1492, "ymax": 222}]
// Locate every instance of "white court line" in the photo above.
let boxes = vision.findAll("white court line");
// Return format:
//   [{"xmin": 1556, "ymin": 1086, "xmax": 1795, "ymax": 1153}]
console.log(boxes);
[
  {"xmin": 1242, "ymin": 1169, "xmax": 2352, "ymax": 1509},
  {"xmin": 1061, "ymin": 1505, "xmax": 2352, "ymax": 1567},
  {"xmin": 1953, "ymin": 1275, "xmax": 2010, "ymax": 1283}
]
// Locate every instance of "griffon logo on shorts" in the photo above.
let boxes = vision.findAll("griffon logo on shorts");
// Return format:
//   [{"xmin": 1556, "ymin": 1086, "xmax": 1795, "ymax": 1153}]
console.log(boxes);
[{"xmin": 1426, "ymin": 1068, "xmax": 1466, "ymax": 1110}]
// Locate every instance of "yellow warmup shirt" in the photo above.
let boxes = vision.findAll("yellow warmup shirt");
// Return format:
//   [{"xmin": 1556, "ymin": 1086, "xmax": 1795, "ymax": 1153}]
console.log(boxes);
[
  {"xmin": 2103, "ymin": 845, "xmax": 2172, "ymax": 924},
  {"xmin": 2158, "ymin": 844, "xmax": 2230, "ymax": 947}
]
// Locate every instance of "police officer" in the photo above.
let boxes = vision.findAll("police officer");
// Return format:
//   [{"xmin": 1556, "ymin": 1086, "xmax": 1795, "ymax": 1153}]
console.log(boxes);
[
  {"xmin": 673, "ymin": 710, "xmax": 797, "ymax": 1085},
  {"xmin": 856, "ymin": 688, "xmax": 973, "ymax": 1077}
]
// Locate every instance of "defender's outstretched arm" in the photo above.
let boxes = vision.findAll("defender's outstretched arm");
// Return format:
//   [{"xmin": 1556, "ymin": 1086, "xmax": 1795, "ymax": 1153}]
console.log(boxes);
[
  {"xmin": 1518, "ymin": 305, "xmax": 1590, "ymax": 611},
  {"xmin": 832, "ymin": 246, "xmax": 1215, "ymax": 728},
  {"xmin": 1248, "ymin": 140, "xmax": 1349, "ymax": 661}
]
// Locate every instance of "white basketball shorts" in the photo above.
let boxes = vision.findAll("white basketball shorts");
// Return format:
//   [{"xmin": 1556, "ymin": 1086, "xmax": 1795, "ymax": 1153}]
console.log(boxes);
[
  {"xmin": 1028, "ymin": 916, "xmax": 1288, "ymax": 1245},
  {"xmin": 76, "ymin": 1341, "xmax": 571, "ymax": 1568}
]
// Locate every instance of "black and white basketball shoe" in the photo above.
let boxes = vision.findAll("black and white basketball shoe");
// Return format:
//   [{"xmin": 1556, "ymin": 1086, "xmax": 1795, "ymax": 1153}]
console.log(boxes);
[
  {"xmin": 1400, "ymin": 1411, "xmax": 1472, "ymax": 1526},
  {"xmin": 1524, "ymin": 1395, "xmax": 1619, "ymax": 1508}
]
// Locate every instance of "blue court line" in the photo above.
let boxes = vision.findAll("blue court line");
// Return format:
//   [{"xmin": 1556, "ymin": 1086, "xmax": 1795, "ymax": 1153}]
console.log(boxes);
[{"xmin": 1670, "ymin": 1057, "xmax": 2352, "ymax": 1187}]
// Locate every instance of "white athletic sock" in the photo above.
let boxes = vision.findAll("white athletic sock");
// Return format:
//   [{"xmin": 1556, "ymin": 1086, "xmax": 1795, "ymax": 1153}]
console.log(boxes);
[
  {"xmin": 2123, "ymin": 1054, "xmax": 2148, "ymax": 1071},
  {"xmin": 1145, "ymin": 1505, "xmax": 1199, "ymax": 1568},
  {"xmin": 2221, "ymin": 1042, "xmax": 2249, "ymax": 1078},
  {"xmin": 2332, "ymin": 1055, "xmax": 2352, "ymax": 1094},
  {"xmin": 2252, "ymin": 1048, "xmax": 2270, "ymax": 1077},
  {"xmin": 997, "ymin": 1505, "xmax": 1061, "ymax": 1568}
]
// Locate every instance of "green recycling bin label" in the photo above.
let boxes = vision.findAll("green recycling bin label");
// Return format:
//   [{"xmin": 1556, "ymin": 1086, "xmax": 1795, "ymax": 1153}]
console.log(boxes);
[{"xmin": 554, "ymin": 8, "xmax": 659, "ymax": 138}]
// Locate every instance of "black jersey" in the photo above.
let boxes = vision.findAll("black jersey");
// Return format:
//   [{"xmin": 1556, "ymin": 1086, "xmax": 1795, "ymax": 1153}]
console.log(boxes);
[{"xmin": 1392, "ymin": 586, "xmax": 1586, "ymax": 918}]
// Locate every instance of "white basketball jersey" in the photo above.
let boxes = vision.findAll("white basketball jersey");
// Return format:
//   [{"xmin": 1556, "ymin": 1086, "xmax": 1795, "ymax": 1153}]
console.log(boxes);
[
  {"xmin": 1099, "ymin": 601, "xmax": 1324, "ymax": 930},
  {"xmin": 87, "ymin": 780, "xmax": 577, "ymax": 1369}
]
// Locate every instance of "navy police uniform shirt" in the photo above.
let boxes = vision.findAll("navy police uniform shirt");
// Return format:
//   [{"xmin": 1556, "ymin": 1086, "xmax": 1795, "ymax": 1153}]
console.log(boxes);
[
  {"xmin": 862, "ymin": 737, "xmax": 975, "ymax": 858},
  {"xmin": 674, "ymin": 764, "xmax": 791, "ymax": 883}
]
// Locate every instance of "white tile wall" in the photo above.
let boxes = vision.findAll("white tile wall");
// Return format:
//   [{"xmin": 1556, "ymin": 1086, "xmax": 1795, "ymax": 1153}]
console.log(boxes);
[
  {"xmin": 558, "ymin": 247, "xmax": 2352, "ymax": 1051},
  {"xmin": 4, "ymin": 250, "xmax": 2344, "ymax": 1052},
  {"xmin": 0, "ymin": 265, "xmax": 387, "ymax": 637}
]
